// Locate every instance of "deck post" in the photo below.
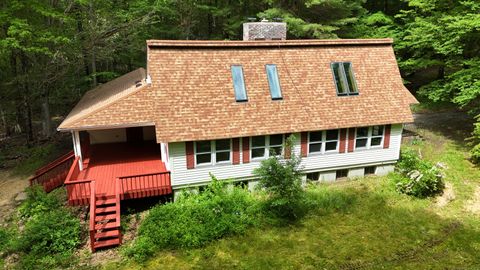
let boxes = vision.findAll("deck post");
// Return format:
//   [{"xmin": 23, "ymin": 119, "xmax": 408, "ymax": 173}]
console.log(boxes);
[{"xmin": 73, "ymin": 130, "xmax": 83, "ymax": 170}]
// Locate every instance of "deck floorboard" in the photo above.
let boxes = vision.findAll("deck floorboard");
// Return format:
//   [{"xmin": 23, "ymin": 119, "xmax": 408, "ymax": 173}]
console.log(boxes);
[{"xmin": 74, "ymin": 142, "xmax": 167, "ymax": 199}]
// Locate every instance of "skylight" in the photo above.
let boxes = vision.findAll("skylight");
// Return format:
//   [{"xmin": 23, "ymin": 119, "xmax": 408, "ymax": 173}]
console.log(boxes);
[
  {"xmin": 231, "ymin": 65, "xmax": 248, "ymax": 102},
  {"xmin": 266, "ymin": 64, "xmax": 282, "ymax": 100},
  {"xmin": 331, "ymin": 62, "xmax": 359, "ymax": 96}
]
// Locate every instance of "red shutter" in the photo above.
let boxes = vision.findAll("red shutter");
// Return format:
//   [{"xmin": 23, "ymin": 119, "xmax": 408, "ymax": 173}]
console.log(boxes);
[
  {"xmin": 383, "ymin": 124, "xmax": 391, "ymax": 149},
  {"xmin": 347, "ymin": 128, "xmax": 356, "ymax": 153},
  {"xmin": 242, "ymin": 137, "xmax": 250, "ymax": 163},
  {"xmin": 232, "ymin": 138, "xmax": 240, "ymax": 164},
  {"xmin": 339, "ymin": 128, "xmax": 347, "ymax": 153},
  {"xmin": 301, "ymin": 132, "xmax": 308, "ymax": 157},
  {"xmin": 284, "ymin": 133, "xmax": 291, "ymax": 159},
  {"xmin": 186, "ymin": 141, "xmax": 195, "ymax": 169}
]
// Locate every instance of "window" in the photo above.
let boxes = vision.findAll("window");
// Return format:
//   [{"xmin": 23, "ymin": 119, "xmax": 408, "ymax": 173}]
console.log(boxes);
[
  {"xmin": 307, "ymin": 172, "xmax": 320, "ymax": 182},
  {"xmin": 195, "ymin": 139, "xmax": 231, "ymax": 166},
  {"xmin": 308, "ymin": 129, "xmax": 339, "ymax": 154},
  {"xmin": 231, "ymin": 65, "xmax": 248, "ymax": 102},
  {"xmin": 266, "ymin": 64, "xmax": 282, "ymax": 100},
  {"xmin": 336, "ymin": 169, "xmax": 348, "ymax": 179},
  {"xmin": 331, "ymin": 62, "xmax": 359, "ymax": 96},
  {"xmin": 355, "ymin": 125, "xmax": 385, "ymax": 150},
  {"xmin": 195, "ymin": 141, "xmax": 212, "ymax": 165},
  {"xmin": 365, "ymin": 166, "xmax": 376, "ymax": 175},
  {"xmin": 251, "ymin": 135, "xmax": 284, "ymax": 160},
  {"xmin": 215, "ymin": 139, "xmax": 231, "ymax": 163}
]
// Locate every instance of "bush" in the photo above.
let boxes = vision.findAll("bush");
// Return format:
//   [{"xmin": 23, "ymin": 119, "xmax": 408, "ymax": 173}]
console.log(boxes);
[
  {"xmin": 13, "ymin": 187, "xmax": 81, "ymax": 270},
  {"xmin": 471, "ymin": 144, "xmax": 480, "ymax": 164},
  {"xmin": 125, "ymin": 177, "xmax": 262, "ymax": 261},
  {"xmin": 254, "ymin": 135, "xmax": 306, "ymax": 220},
  {"xmin": 19, "ymin": 186, "xmax": 65, "ymax": 219},
  {"xmin": 394, "ymin": 149, "xmax": 445, "ymax": 198}
]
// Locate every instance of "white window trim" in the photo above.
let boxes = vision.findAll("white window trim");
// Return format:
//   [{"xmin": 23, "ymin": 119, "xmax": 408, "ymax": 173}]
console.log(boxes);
[
  {"xmin": 308, "ymin": 130, "xmax": 340, "ymax": 155},
  {"xmin": 194, "ymin": 139, "xmax": 232, "ymax": 167},
  {"xmin": 355, "ymin": 126, "xmax": 385, "ymax": 150},
  {"xmin": 250, "ymin": 135, "xmax": 284, "ymax": 161}
]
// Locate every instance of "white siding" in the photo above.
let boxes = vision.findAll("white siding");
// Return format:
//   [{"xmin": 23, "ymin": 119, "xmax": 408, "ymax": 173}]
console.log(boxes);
[{"xmin": 169, "ymin": 124, "xmax": 403, "ymax": 188}]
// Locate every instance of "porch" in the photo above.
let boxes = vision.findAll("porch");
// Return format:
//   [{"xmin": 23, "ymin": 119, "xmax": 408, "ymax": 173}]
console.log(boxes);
[{"xmin": 65, "ymin": 142, "xmax": 172, "ymax": 206}]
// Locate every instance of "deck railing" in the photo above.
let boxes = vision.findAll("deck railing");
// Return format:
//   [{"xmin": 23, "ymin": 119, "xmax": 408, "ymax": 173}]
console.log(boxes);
[
  {"xmin": 65, "ymin": 158, "xmax": 93, "ymax": 205},
  {"xmin": 29, "ymin": 150, "xmax": 75, "ymax": 192},
  {"xmin": 118, "ymin": 171, "xmax": 172, "ymax": 200},
  {"xmin": 89, "ymin": 181, "xmax": 96, "ymax": 251}
]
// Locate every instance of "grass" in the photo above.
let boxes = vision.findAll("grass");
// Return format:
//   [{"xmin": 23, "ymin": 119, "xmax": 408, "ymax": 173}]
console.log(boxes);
[{"xmin": 100, "ymin": 129, "xmax": 480, "ymax": 270}]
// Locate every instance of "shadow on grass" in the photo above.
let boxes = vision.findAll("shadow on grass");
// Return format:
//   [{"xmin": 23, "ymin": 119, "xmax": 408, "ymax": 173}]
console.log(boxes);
[
  {"xmin": 132, "ymin": 184, "xmax": 480, "ymax": 270},
  {"xmin": 408, "ymin": 111, "xmax": 475, "ymax": 146}
]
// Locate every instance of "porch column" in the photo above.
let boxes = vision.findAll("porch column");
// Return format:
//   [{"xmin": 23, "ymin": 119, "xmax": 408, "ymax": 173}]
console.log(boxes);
[
  {"xmin": 160, "ymin": 142, "xmax": 170, "ymax": 171},
  {"xmin": 72, "ymin": 130, "xmax": 83, "ymax": 170}
]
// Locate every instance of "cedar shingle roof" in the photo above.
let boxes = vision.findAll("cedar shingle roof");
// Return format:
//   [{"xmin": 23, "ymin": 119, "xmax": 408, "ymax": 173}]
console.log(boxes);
[
  {"xmin": 59, "ymin": 39, "xmax": 418, "ymax": 143},
  {"xmin": 58, "ymin": 68, "xmax": 148, "ymax": 130}
]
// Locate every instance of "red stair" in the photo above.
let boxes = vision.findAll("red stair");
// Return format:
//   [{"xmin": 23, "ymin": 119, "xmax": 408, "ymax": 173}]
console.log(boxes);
[{"xmin": 89, "ymin": 182, "xmax": 122, "ymax": 252}]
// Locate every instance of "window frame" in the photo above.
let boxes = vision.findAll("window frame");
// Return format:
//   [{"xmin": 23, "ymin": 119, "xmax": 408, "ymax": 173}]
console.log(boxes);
[
  {"xmin": 250, "ymin": 134, "xmax": 284, "ymax": 161},
  {"xmin": 231, "ymin": 65, "xmax": 248, "ymax": 102},
  {"xmin": 354, "ymin": 125, "xmax": 385, "ymax": 150},
  {"xmin": 194, "ymin": 139, "xmax": 232, "ymax": 166},
  {"xmin": 331, "ymin": 62, "xmax": 359, "ymax": 96},
  {"xmin": 308, "ymin": 129, "xmax": 340, "ymax": 155},
  {"xmin": 265, "ymin": 64, "xmax": 283, "ymax": 100}
]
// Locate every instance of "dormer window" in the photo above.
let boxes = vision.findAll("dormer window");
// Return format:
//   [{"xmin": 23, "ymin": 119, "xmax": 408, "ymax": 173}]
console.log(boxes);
[
  {"xmin": 231, "ymin": 65, "xmax": 248, "ymax": 102},
  {"xmin": 331, "ymin": 62, "xmax": 359, "ymax": 96},
  {"xmin": 266, "ymin": 64, "xmax": 282, "ymax": 100}
]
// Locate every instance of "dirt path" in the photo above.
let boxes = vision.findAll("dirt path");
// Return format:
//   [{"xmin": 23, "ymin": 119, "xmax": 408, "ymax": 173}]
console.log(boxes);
[{"xmin": 0, "ymin": 170, "xmax": 29, "ymax": 223}]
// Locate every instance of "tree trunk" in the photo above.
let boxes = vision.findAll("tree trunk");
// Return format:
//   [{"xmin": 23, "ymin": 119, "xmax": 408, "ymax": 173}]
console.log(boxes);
[
  {"xmin": 91, "ymin": 48, "xmax": 97, "ymax": 87},
  {"xmin": 0, "ymin": 105, "xmax": 8, "ymax": 137},
  {"xmin": 41, "ymin": 97, "xmax": 52, "ymax": 138}
]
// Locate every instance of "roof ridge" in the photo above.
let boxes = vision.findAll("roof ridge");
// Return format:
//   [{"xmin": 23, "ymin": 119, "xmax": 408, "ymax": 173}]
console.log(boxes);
[{"xmin": 147, "ymin": 38, "xmax": 393, "ymax": 48}]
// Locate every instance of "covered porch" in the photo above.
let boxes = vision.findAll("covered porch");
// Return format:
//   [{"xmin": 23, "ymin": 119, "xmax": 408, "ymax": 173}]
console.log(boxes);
[{"xmin": 65, "ymin": 126, "xmax": 172, "ymax": 206}]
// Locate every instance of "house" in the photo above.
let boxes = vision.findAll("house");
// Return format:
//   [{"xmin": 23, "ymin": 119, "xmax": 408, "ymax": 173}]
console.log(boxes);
[{"xmin": 29, "ymin": 20, "xmax": 417, "ymax": 251}]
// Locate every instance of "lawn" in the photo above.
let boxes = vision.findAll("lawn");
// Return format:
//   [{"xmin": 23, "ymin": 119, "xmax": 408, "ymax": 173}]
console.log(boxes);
[{"xmin": 102, "ymin": 128, "xmax": 480, "ymax": 270}]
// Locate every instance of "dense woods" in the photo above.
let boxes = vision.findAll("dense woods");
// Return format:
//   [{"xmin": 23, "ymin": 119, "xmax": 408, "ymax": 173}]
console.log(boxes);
[{"xmin": 0, "ymin": 0, "xmax": 479, "ymax": 159}]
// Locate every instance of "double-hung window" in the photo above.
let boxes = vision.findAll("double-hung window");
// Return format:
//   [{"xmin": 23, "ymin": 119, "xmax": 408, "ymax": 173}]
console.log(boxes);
[
  {"xmin": 251, "ymin": 134, "xmax": 284, "ymax": 160},
  {"xmin": 195, "ymin": 139, "xmax": 231, "ymax": 166},
  {"xmin": 308, "ymin": 129, "xmax": 339, "ymax": 154},
  {"xmin": 331, "ymin": 62, "xmax": 359, "ymax": 96},
  {"xmin": 355, "ymin": 126, "xmax": 384, "ymax": 150}
]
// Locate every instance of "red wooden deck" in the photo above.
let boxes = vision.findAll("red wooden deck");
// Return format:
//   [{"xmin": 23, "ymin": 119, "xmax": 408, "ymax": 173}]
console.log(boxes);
[{"xmin": 72, "ymin": 142, "xmax": 170, "ymax": 199}]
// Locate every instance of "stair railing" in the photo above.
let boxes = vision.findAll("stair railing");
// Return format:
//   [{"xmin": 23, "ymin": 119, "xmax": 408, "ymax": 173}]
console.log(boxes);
[
  {"xmin": 28, "ymin": 150, "xmax": 75, "ymax": 192},
  {"xmin": 89, "ymin": 181, "xmax": 96, "ymax": 252},
  {"xmin": 115, "ymin": 179, "xmax": 122, "ymax": 244}
]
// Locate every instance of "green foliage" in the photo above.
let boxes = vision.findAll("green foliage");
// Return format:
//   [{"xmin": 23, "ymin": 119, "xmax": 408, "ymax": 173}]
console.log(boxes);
[
  {"xmin": 125, "ymin": 176, "xmax": 262, "ymax": 261},
  {"xmin": 254, "ymin": 135, "xmax": 306, "ymax": 221},
  {"xmin": 394, "ymin": 149, "xmax": 445, "ymax": 198},
  {"xmin": 12, "ymin": 187, "xmax": 81, "ymax": 270},
  {"xmin": 19, "ymin": 185, "xmax": 64, "ymax": 218}
]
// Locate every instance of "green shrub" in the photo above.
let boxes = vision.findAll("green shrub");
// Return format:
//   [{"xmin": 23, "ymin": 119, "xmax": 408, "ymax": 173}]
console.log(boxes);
[
  {"xmin": 394, "ymin": 149, "xmax": 445, "ymax": 198},
  {"xmin": 13, "ymin": 186, "xmax": 81, "ymax": 270},
  {"xmin": 254, "ymin": 135, "xmax": 305, "ymax": 220},
  {"xmin": 471, "ymin": 144, "xmax": 480, "ymax": 164},
  {"xmin": 19, "ymin": 186, "xmax": 65, "ymax": 219},
  {"xmin": 125, "ymin": 177, "xmax": 262, "ymax": 261}
]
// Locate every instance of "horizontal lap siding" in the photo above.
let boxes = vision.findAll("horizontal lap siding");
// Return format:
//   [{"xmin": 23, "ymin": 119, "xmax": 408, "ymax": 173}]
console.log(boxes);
[{"xmin": 169, "ymin": 124, "xmax": 402, "ymax": 187}]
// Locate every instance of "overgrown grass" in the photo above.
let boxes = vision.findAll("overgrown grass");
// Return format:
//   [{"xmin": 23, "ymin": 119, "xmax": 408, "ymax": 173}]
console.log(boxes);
[
  {"xmin": 103, "ymin": 128, "xmax": 480, "ymax": 270},
  {"xmin": 0, "ymin": 187, "xmax": 83, "ymax": 270}
]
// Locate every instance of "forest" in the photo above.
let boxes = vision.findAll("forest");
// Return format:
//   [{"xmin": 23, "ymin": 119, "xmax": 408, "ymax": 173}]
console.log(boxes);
[{"xmin": 0, "ymin": 0, "xmax": 479, "ymax": 161}]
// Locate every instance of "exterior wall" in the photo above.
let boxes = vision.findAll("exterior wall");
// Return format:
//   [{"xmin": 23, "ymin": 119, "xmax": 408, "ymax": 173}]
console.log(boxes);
[
  {"xmin": 169, "ymin": 124, "xmax": 403, "ymax": 188},
  {"xmin": 319, "ymin": 171, "xmax": 336, "ymax": 182},
  {"xmin": 375, "ymin": 165, "xmax": 395, "ymax": 176},
  {"xmin": 347, "ymin": 168, "xmax": 365, "ymax": 178},
  {"xmin": 88, "ymin": 129, "xmax": 127, "ymax": 144}
]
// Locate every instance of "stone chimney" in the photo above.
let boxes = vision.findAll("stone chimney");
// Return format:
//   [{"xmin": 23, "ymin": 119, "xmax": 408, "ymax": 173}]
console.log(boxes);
[{"xmin": 243, "ymin": 19, "xmax": 287, "ymax": 41}]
